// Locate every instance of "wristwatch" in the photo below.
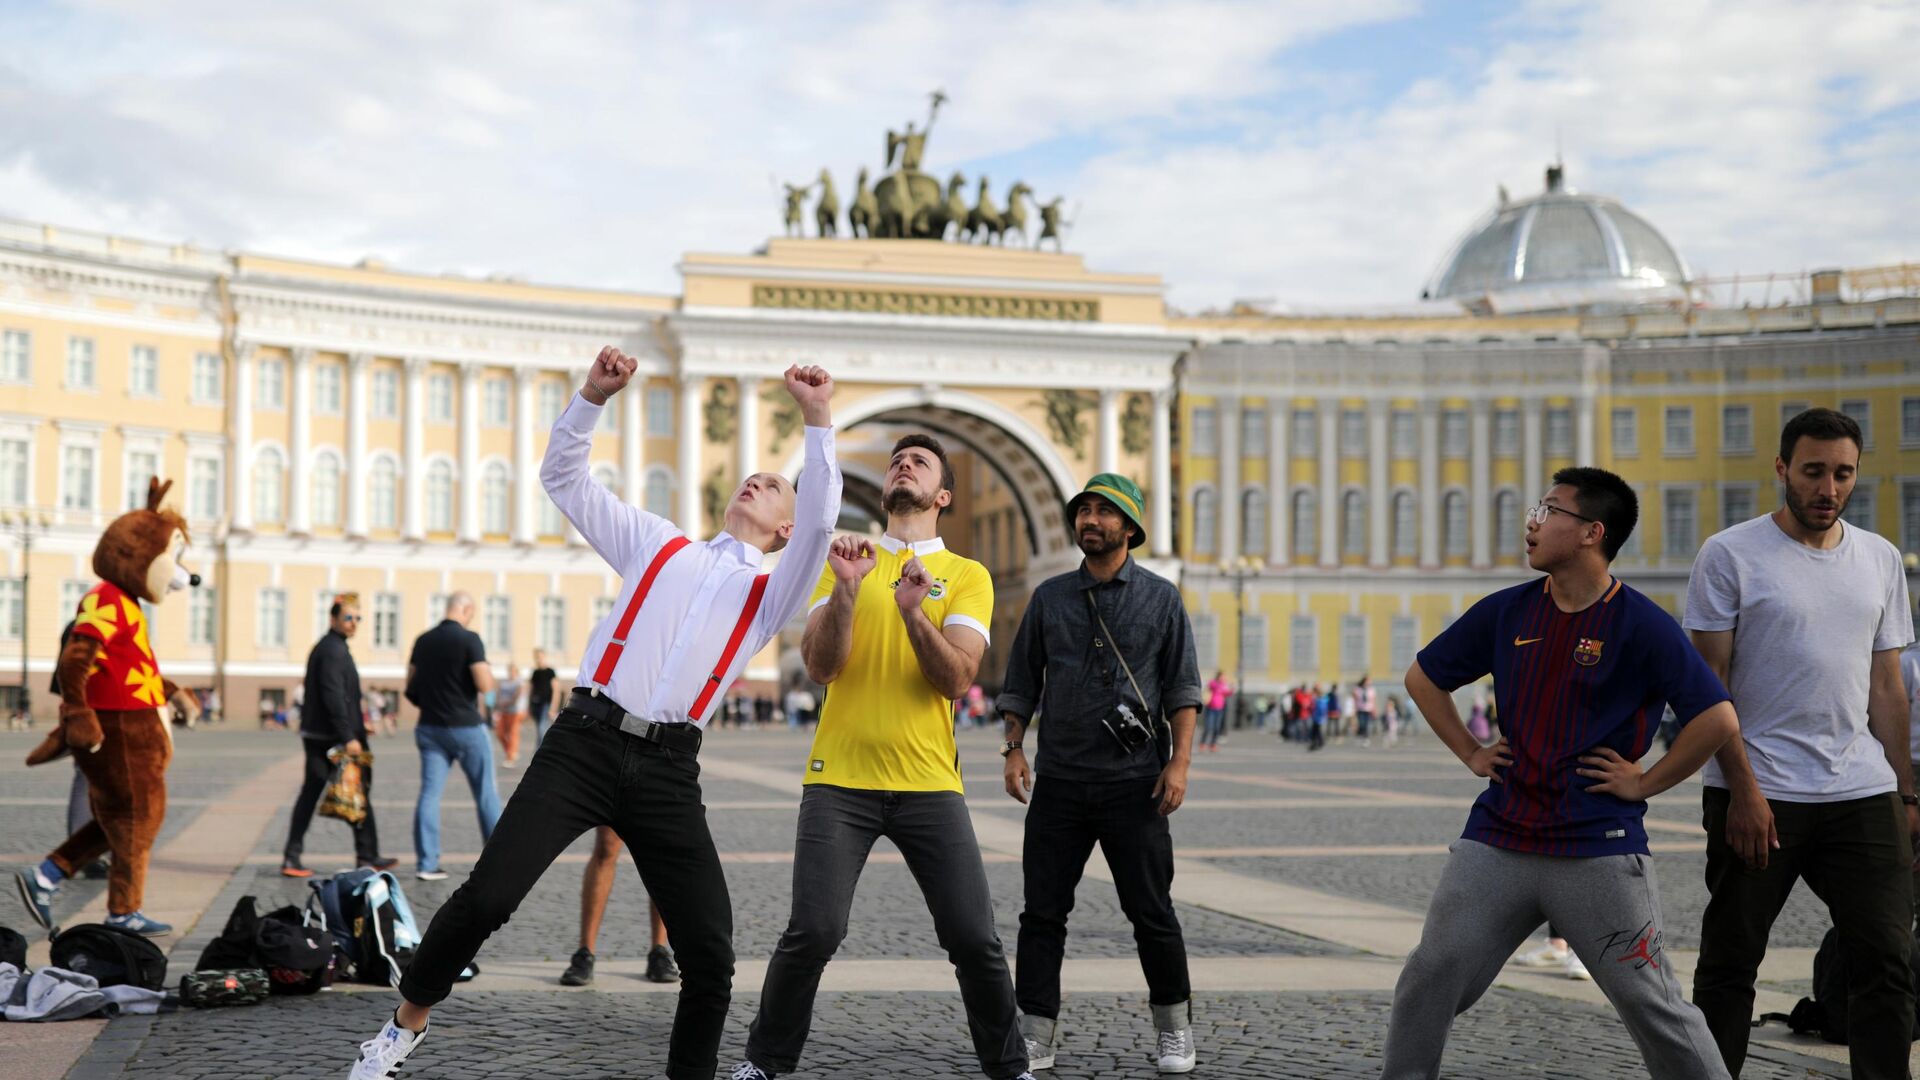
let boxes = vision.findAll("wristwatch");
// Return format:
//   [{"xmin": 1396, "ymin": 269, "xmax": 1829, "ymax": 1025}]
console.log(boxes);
[
  {"xmin": 999, "ymin": 740, "xmax": 1023, "ymax": 757},
  {"xmin": 1900, "ymin": 794, "xmax": 1918, "ymax": 807}
]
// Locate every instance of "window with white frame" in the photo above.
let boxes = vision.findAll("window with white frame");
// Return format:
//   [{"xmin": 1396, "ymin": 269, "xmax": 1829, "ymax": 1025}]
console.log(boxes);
[
  {"xmin": 1392, "ymin": 491, "xmax": 1416, "ymax": 557},
  {"xmin": 124, "ymin": 448, "xmax": 159, "ymax": 511},
  {"xmin": 1545, "ymin": 407, "xmax": 1573, "ymax": 456},
  {"xmin": 253, "ymin": 447, "xmax": 285, "ymax": 523},
  {"xmin": 1780, "ymin": 401, "xmax": 1811, "ymax": 430},
  {"xmin": 1341, "ymin": 490, "xmax": 1365, "ymax": 556},
  {"xmin": 592, "ymin": 595, "xmax": 616, "ymax": 627},
  {"xmin": 484, "ymin": 378, "xmax": 511, "ymax": 426},
  {"xmin": 315, "ymin": 363, "xmax": 343, "ymax": 414},
  {"xmin": 1289, "ymin": 615, "xmax": 1317, "ymax": 673},
  {"xmin": 1440, "ymin": 409, "xmax": 1468, "ymax": 458},
  {"xmin": 1493, "ymin": 408, "xmax": 1519, "ymax": 457},
  {"xmin": 371, "ymin": 591, "xmax": 400, "ymax": 649},
  {"xmin": 129, "ymin": 345, "xmax": 159, "ymax": 397},
  {"xmin": 1721, "ymin": 404, "xmax": 1752, "ymax": 453},
  {"xmin": 1442, "ymin": 491, "xmax": 1468, "ymax": 557},
  {"xmin": 1495, "ymin": 490, "xmax": 1522, "ymax": 556},
  {"xmin": 1611, "ymin": 407, "xmax": 1638, "ymax": 456},
  {"xmin": 192, "ymin": 353, "xmax": 222, "ymax": 403},
  {"xmin": 538, "ymin": 596, "xmax": 567, "ymax": 654},
  {"xmin": 646, "ymin": 386, "xmax": 673, "ymax": 436},
  {"xmin": 66, "ymin": 337, "xmax": 95, "ymax": 389},
  {"xmin": 1194, "ymin": 612, "xmax": 1219, "ymax": 671},
  {"xmin": 1279, "ymin": 407, "xmax": 1314, "ymax": 461},
  {"xmin": 1901, "ymin": 397, "xmax": 1920, "ymax": 447},
  {"xmin": 426, "ymin": 460, "xmax": 455, "ymax": 532},
  {"xmin": 312, "ymin": 452, "xmax": 341, "ymax": 527},
  {"xmin": 426, "ymin": 593, "xmax": 450, "ymax": 628},
  {"xmin": 1339, "ymin": 409, "xmax": 1366, "ymax": 458},
  {"xmin": 188, "ymin": 456, "xmax": 221, "ymax": 520},
  {"xmin": 314, "ymin": 589, "xmax": 339, "ymax": 642},
  {"xmin": 60, "ymin": 580, "xmax": 89, "ymax": 620},
  {"xmin": 371, "ymin": 369, "xmax": 399, "ymax": 419},
  {"xmin": 644, "ymin": 469, "xmax": 672, "ymax": 520},
  {"xmin": 483, "ymin": 596, "xmax": 512, "ymax": 656},
  {"xmin": 1719, "ymin": 484, "xmax": 1757, "ymax": 532},
  {"xmin": 1390, "ymin": 615, "xmax": 1420, "ymax": 675},
  {"xmin": 255, "ymin": 357, "xmax": 284, "ymax": 408},
  {"xmin": 0, "ymin": 578, "xmax": 21, "ymax": 641},
  {"xmin": 1663, "ymin": 406, "xmax": 1694, "ymax": 456},
  {"xmin": 1241, "ymin": 489, "xmax": 1267, "ymax": 555},
  {"xmin": 1291, "ymin": 490, "xmax": 1317, "ymax": 558},
  {"xmin": 1190, "ymin": 489, "xmax": 1217, "ymax": 556},
  {"xmin": 1663, "ymin": 488, "xmax": 1697, "ymax": 558},
  {"xmin": 1240, "ymin": 408, "xmax": 1267, "ymax": 455},
  {"xmin": 1, "ymin": 329, "xmax": 28, "ymax": 382},
  {"xmin": 482, "ymin": 461, "xmax": 511, "ymax": 533},
  {"xmin": 1239, "ymin": 614, "xmax": 1267, "ymax": 674},
  {"xmin": 1901, "ymin": 480, "xmax": 1920, "ymax": 554},
  {"xmin": 60, "ymin": 443, "xmax": 96, "ymax": 510},
  {"xmin": 369, "ymin": 457, "xmax": 399, "ymax": 530},
  {"xmin": 1188, "ymin": 407, "xmax": 1218, "ymax": 456},
  {"xmin": 0, "ymin": 436, "xmax": 26, "ymax": 506},
  {"xmin": 428, "ymin": 373, "xmax": 455, "ymax": 423},
  {"xmin": 540, "ymin": 381, "xmax": 566, "ymax": 424},
  {"xmin": 1390, "ymin": 410, "xmax": 1417, "ymax": 459},
  {"xmin": 257, "ymin": 588, "xmax": 287, "ymax": 648},
  {"xmin": 1842, "ymin": 483, "xmax": 1876, "ymax": 532},
  {"xmin": 1339, "ymin": 615, "xmax": 1369, "ymax": 675},
  {"xmin": 1840, "ymin": 399, "xmax": 1873, "ymax": 447},
  {"xmin": 1619, "ymin": 484, "xmax": 1645, "ymax": 558}
]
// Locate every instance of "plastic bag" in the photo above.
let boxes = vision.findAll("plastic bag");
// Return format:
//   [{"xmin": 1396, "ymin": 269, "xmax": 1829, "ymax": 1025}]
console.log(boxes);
[{"xmin": 317, "ymin": 749, "xmax": 373, "ymax": 826}]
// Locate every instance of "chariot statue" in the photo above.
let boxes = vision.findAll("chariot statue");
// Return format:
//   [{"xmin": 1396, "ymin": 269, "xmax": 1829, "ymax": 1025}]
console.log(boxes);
[{"xmin": 872, "ymin": 90, "xmax": 949, "ymax": 239}]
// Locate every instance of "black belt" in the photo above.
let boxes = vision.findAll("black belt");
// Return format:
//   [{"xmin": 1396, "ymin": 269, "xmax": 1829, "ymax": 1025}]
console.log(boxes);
[{"xmin": 566, "ymin": 688, "xmax": 703, "ymax": 755}]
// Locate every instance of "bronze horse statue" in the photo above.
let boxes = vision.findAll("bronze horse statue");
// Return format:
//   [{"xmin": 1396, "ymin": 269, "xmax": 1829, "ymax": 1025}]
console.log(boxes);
[
  {"xmin": 848, "ymin": 167, "xmax": 878, "ymax": 238},
  {"xmin": 998, "ymin": 182, "xmax": 1033, "ymax": 246},
  {"xmin": 814, "ymin": 169, "xmax": 840, "ymax": 238},
  {"xmin": 965, "ymin": 176, "xmax": 1002, "ymax": 243}
]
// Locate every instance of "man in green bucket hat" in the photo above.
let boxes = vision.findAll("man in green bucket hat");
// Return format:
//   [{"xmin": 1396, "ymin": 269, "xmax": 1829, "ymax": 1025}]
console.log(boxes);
[{"xmin": 996, "ymin": 471, "xmax": 1205, "ymax": 1074}]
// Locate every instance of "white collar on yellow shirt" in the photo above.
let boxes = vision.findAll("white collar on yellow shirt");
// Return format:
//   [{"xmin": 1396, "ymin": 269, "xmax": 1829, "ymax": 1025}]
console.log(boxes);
[{"xmin": 876, "ymin": 534, "xmax": 946, "ymax": 557}]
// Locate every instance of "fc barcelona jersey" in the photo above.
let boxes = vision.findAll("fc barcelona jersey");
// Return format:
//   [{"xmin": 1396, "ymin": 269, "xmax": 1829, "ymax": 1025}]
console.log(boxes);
[
  {"xmin": 1416, "ymin": 577, "xmax": 1729, "ymax": 857},
  {"xmin": 68, "ymin": 581, "xmax": 169, "ymax": 711}
]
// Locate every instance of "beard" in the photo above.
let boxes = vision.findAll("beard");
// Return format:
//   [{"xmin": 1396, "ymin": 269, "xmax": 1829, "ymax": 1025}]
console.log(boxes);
[
  {"xmin": 884, "ymin": 482, "xmax": 937, "ymax": 516},
  {"xmin": 1783, "ymin": 481, "xmax": 1847, "ymax": 533},
  {"xmin": 1078, "ymin": 525, "xmax": 1126, "ymax": 556}
]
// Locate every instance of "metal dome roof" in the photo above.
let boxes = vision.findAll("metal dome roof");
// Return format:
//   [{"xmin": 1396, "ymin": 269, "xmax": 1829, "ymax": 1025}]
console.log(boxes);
[{"xmin": 1425, "ymin": 164, "xmax": 1691, "ymax": 312}]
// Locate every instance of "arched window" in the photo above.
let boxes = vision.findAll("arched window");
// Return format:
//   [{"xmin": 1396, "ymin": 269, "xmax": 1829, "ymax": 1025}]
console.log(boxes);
[
  {"xmin": 1241, "ymin": 488, "xmax": 1268, "ymax": 556},
  {"xmin": 1443, "ymin": 491, "xmax": 1469, "ymax": 557},
  {"xmin": 1191, "ymin": 489, "xmax": 1217, "ymax": 556},
  {"xmin": 482, "ymin": 461, "xmax": 511, "ymax": 534},
  {"xmin": 1494, "ymin": 490, "xmax": 1522, "ymax": 557},
  {"xmin": 253, "ymin": 447, "xmax": 285, "ymax": 524},
  {"xmin": 644, "ymin": 468, "xmax": 673, "ymax": 520},
  {"xmin": 369, "ymin": 457, "xmax": 398, "ymax": 530},
  {"xmin": 1291, "ymin": 489, "xmax": 1317, "ymax": 558},
  {"xmin": 1341, "ymin": 490, "xmax": 1366, "ymax": 556},
  {"xmin": 426, "ymin": 460, "xmax": 455, "ymax": 532},
  {"xmin": 312, "ymin": 452, "xmax": 341, "ymax": 528},
  {"xmin": 1391, "ymin": 491, "xmax": 1417, "ymax": 558}
]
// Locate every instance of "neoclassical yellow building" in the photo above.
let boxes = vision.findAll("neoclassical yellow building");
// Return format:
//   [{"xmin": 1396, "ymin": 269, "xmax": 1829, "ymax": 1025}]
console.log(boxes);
[{"xmin": 1, "ymin": 169, "xmax": 1916, "ymax": 721}]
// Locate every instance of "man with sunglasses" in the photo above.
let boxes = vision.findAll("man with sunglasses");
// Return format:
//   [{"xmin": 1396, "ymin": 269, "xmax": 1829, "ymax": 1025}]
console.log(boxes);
[
  {"xmin": 282, "ymin": 594, "xmax": 397, "ymax": 877},
  {"xmin": 1381, "ymin": 467, "xmax": 1739, "ymax": 1080}
]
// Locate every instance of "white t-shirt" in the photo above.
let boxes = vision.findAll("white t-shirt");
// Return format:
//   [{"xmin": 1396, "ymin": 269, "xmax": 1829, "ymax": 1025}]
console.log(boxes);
[
  {"xmin": 1903, "ymin": 642, "xmax": 1920, "ymax": 762},
  {"xmin": 1685, "ymin": 514, "xmax": 1915, "ymax": 802}
]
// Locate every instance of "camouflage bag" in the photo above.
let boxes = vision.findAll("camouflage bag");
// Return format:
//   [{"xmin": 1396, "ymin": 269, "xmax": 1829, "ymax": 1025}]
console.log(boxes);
[{"xmin": 178, "ymin": 968, "xmax": 270, "ymax": 1007}]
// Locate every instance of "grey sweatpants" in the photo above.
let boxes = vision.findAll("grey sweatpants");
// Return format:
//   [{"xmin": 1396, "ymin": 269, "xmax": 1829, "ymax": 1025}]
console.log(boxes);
[{"xmin": 1381, "ymin": 839, "xmax": 1729, "ymax": 1080}]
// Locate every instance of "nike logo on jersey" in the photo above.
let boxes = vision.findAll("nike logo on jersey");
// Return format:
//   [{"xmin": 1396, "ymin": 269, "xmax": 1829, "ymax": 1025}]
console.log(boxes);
[{"xmin": 1513, "ymin": 636, "xmax": 1544, "ymax": 646}]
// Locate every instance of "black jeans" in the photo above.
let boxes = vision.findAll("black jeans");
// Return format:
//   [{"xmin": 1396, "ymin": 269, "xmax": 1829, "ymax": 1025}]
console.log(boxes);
[
  {"xmin": 284, "ymin": 738, "xmax": 378, "ymax": 865},
  {"xmin": 1694, "ymin": 786, "xmax": 1915, "ymax": 1080},
  {"xmin": 400, "ymin": 708, "xmax": 733, "ymax": 1080},
  {"xmin": 1015, "ymin": 774, "xmax": 1189, "ymax": 1019},
  {"xmin": 746, "ymin": 784, "xmax": 1026, "ymax": 1080}
]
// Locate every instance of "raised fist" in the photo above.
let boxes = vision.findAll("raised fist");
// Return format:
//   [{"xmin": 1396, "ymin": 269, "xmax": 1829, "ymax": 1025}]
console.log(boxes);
[
  {"xmin": 784, "ymin": 364, "xmax": 834, "ymax": 426},
  {"xmin": 583, "ymin": 346, "xmax": 640, "ymax": 403}
]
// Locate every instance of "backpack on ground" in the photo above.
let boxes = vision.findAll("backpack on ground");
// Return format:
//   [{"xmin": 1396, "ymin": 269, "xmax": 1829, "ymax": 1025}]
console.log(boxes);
[
  {"xmin": 48, "ymin": 923, "xmax": 167, "ymax": 991},
  {"xmin": 256, "ymin": 904, "xmax": 334, "ymax": 995},
  {"xmin": 305, "ymin": 868, "xmax": 460, "ymax": 986},
  {"xmin": 0, "ymin": 925, "xmax": 26, "ymax": 970},
  {"xmin": 178, "ymin": 969, "xmax": 270, "ymax": 1008},
  {"xmin": 1764, "ymin": 925, "xmax": 1920, "ymax": 1044}
]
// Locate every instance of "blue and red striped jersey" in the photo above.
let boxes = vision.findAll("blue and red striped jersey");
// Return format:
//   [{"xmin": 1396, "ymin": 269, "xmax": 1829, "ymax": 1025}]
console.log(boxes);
[{"xmin": 1417, "ymin": 576, "xmax": 1729, "ymax": 857}]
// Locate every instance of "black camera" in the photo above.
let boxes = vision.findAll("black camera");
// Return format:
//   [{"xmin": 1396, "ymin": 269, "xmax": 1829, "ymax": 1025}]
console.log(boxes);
[{"xmin": 1100, "ymin": 701, "xmax": 1155, "ymax": 755}]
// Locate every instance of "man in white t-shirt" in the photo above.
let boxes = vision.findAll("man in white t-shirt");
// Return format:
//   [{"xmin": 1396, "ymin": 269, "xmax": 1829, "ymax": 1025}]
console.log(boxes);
[{"xmin": 1685, "ymin": 407, "xmax": 1917, "ymax": 1079}]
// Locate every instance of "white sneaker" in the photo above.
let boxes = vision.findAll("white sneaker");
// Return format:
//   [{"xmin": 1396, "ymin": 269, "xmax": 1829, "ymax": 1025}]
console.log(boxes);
[
  {"xmin": 416, "ymin": 869, "xmax": 449, "ymax": 881},
  {"xmin": 1563, "ymin": 952, "xmax": 1593, "ymax": 981},
  {"xmin": 1512, "ymin": 943, "xmax": 1568, "ymax": 967},
  {"xmin": 729, "ymin": 1064, "xmax": 772, "ymax": 1080},
  {"xmin": 348, "ymin": 1014, "xmax": 426, "ymax": 1079},
  {"xmin": 1151, "ymin": 1001, "xmax": 1197, "ymax": 1074}
]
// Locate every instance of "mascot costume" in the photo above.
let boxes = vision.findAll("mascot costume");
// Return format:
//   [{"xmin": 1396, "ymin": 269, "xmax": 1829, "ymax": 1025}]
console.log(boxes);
[{"xmin": 15, "ymin": 478, "xmax": 200, "ymax": 936}]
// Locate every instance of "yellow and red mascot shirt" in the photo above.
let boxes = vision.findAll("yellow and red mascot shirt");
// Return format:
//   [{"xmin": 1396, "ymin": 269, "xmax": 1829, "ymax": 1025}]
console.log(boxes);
[{"xmin": 70, "ymin": 581, "xmax": 168, "ymax": 711}]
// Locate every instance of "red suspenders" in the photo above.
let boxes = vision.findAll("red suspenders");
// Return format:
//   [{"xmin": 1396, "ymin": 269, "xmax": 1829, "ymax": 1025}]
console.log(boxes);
[{"xmin": 588, "ymin": 534, "xmax": 770, "ymax": 723}]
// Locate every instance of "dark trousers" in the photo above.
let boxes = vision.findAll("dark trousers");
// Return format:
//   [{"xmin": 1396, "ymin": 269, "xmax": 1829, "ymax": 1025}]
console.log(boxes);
[
  {"xmin": 400, "ymin": 708, "xmax": 733, "ymax": 1080},
  {"xmin": 747, "ymin": 784, "xmax": 1025, "ymax": 1080},
  {"xmin": 1015, "ymin": 775, "xmax": 1189, "ymax": 1019},
  {"xmin": 1694, "ymin": 787, "xmax": 1915, "ymax": 1080},
  {"xmin": 284, "ymin": 738, "xmax": 378, "ymax": 865}
]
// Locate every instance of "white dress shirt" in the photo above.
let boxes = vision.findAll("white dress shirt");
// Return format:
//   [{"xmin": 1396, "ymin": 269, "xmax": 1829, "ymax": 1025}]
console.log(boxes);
[{"xmin": 541, "ymin": 392, "xmax": 841, "ymax": 728}]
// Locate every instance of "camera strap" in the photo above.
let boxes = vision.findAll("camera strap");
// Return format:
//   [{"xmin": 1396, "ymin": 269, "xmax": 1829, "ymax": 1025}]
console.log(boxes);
[{"xmin": 1085, "ymin": 590, "xmax": 1169, "ymax": 760}]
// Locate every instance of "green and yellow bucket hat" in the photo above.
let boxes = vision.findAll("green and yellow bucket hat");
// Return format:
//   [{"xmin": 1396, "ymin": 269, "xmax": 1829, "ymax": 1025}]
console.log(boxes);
[{"xmin": 1066, "ymin": 472, "xmax": 1148, "ymax": 550}]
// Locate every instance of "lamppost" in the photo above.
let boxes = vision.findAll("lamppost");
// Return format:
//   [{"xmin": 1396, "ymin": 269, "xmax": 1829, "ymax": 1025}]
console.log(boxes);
[
  {"xmin": 1, "ymin": 510, "xmax": 52, "ymax": 725},
  {"xmin": 1218, "ymin": 554, "xmax": 1261, "ymax": 729}
]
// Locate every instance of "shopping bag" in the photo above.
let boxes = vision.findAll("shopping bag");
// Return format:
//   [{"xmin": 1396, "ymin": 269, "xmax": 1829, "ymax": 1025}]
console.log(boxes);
[{"xmin": 316, "ymin": 749, "xmax": 372, "ymax": 826}]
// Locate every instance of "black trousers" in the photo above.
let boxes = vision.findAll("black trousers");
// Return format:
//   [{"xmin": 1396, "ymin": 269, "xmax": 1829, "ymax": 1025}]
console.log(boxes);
[
  {"xmin": 400, "ymin": 708, "xmax": 733, "ymax": 1080},
  {"xmin": 1015, "ymin": 774, "xmax": 1190, "ymax": 1019},
  {"xmin": 1694, "ymin": 786, "xmax": 1915, "ymax": 1080},
  {"xmin": 284, "ymin": 738, "xmax": 378, "ymax": 865}
]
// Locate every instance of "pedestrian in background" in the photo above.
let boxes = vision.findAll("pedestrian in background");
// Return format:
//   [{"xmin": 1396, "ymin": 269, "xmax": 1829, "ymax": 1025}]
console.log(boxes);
[
  {"xmin": 1199, "ymin": 671, "xmax": 1231, "ymax": 752},
  {"xmin": 527, "ymin": 650, "xmax": 557, "ymax": 745},
  {"xmin": 282, "ymin": 595, "xmax": 396, "ymax": 878},
  {"xmin": 493, "ymin": 662, "xmax": 526, "ymax": 768},
  {"xmin": 405, "ymin": 592, "xmax": 501, "ymax": 881}
]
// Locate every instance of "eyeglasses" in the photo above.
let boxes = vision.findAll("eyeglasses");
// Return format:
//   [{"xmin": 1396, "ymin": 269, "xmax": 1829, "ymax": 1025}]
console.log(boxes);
[{"xmin": 1527, "ymin": 503, "xmax": 1598, "ymax": 526}]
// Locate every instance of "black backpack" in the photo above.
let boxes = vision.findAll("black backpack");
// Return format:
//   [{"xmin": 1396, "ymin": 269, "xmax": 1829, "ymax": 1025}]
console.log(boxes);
[
  {"xmin": 195, "ymin": 896, "xmax": 333, "ymax": 995},
  {"xmin": 1769, "ymin": 926, "xmax": 1920, "ymax": 1044},
  {"xmin": 0, "ymin": 925, "xmax": 26, "ymax": 970},
  {"xmin": 49, "ymin": 923, "xmax": 167, "ymax": 991}
]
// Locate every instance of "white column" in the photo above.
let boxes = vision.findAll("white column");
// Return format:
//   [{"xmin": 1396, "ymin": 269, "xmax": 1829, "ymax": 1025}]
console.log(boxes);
[
  {"xmin": 621, "ymin": 382, "xmax": 645, "ymax": 506},
  {"xmin": 458, "ymin": 363, "xmax": 481, "ymax": 543},
  {"xmin": 1267, "ymin": 404, "xmax": 1289, "ymax": 567},
  {"xmin": 228, "ymin": 345, "xmax": 255, "ymax": 532},
  {"xmin": 402, "ymin": 358, "xmax": 426, "ymax": 540},
  {"xmin": 288, "ymin": 348, "xmax": 312, "ymax": 535},
  {"xmin": 678, "ymin": 375, "xmax": 703, "ymax": 534},
  {"xmin": 1367, "ymin": 401, "xmax": 1389, "ymax": 567},
  {"xmin": 1575, "ymin": 393, "xmax": 1596, "ymax": 464},
  {"xmin": 513, "ymin": 366, "xmax": 537, "ymax": 545},
  {"xmin": 345, "ymin": 352, "xmax": 370, "ymax": 538},
  {"xmin": 736, "ymin": 376, "xmax": 760, "ymax": 478},
  {"xmin": 1469, "ymin": 399, "xmax": 1492, "ymax": 568},
  {"xmin": 1148, "ymin": 389, "xmax": 1172, "ymax": 557},
  {"xmin": 1317, "ymin": 403, "xmax": 1339, "ymax": 568},
  {"xmin": 1522, "ymin": 397, "xmax": 1545, "ymax": 505},
  {"xmin": 565, "ymin": 367, "xmax": 587, "ymax": 547},
  {"xmin": 1097, "ymin": 389, "xmax": 1121, "ymax": 474},
  {"xmin": 1418, "ymin": 403, "xmax": 1440, "ymax": 568},
  {"xmin": 1216, "ymin": 395, "xmax": 1241, "ymax": 563}
]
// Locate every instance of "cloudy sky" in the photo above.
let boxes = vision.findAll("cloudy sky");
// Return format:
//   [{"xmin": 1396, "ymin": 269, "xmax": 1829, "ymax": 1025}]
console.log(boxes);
[{"xmin": 2, "ymin": 0, "xmax": 1915, "ymax": 311}]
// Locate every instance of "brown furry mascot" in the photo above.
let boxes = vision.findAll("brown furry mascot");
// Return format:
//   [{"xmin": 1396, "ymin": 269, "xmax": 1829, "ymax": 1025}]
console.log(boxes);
[{"xmin": 15, "ymin": 477, "xmax": 200, "ymax": 936}]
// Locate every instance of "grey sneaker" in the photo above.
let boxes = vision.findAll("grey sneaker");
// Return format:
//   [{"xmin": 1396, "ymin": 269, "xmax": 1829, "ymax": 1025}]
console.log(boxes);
[
  {"xmin": 1152, "ymin": 1000, "xmax": 1197, "ymax": 1074},
  {"xmin": 560, "ymin": 948, "xmax": 594, "ymax": 987},
  {"xmin": 645, "ymin": 943, "xmax": 680, "ymax": 983},
  {"xmin": 1019, "ymin": 1013, "xmax": 1057, "ymax": 1070}
]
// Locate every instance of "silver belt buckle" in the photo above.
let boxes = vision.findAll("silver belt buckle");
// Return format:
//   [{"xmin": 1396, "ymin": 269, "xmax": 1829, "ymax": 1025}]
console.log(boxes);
[{"xmin": 618, "ymin": 713, "xmax": 654, "ymax": 740}]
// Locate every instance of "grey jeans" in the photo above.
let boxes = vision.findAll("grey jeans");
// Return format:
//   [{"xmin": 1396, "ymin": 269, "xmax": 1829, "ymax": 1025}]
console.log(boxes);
[
  {"xmin": 746, "ymin": 783, "xmax": 1027, "ymax": 1080},
  {"xmin": 1382, "ymin": 839, "xmax": 1729, "ymax": 1080}
]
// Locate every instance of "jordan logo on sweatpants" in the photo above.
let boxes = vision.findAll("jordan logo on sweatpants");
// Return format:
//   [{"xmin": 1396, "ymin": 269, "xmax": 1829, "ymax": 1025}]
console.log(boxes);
[{"xmin": 1597, "ymin": 921, "xmax": 1663, "ymax": 971}]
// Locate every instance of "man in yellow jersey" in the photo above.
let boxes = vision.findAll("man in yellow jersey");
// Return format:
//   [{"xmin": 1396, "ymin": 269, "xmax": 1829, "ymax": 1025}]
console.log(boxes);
[{"xmin": 732, "ymin": 434, "xmax": 1033, "ymax": 1080}]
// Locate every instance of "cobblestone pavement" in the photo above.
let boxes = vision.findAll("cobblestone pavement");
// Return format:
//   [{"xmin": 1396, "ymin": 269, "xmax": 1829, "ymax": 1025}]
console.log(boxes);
[{"xmin": 0, "ymin": 724, "xmax": 1862, "ymax": 1078}]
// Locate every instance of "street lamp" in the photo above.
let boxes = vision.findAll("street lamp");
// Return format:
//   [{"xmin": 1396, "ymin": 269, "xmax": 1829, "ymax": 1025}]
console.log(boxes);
[
  {"xmin": 1218, "ymin": 555, "xmax": 1261, "ymax": 730},
  {"xmin": 0, "ymin": 510, "xmax": 52, "ymax": 725}
]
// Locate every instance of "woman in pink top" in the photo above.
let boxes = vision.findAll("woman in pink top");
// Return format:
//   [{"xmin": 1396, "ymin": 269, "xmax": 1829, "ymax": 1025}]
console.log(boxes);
[{"xmin": 1199, "ymin": 673, "xmax": 1233, "ymax": 751}]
